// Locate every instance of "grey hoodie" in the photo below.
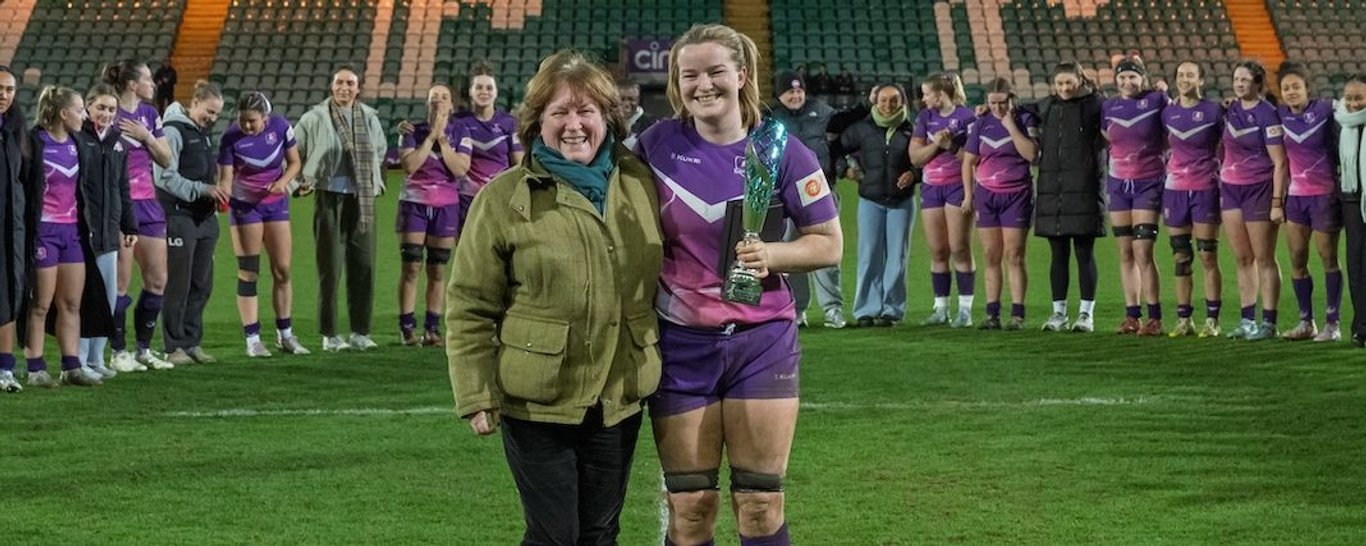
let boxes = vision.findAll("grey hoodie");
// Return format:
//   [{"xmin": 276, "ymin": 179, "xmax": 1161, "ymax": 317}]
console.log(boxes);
[{"xmin": 153, "ymin": 102, "xmax": 217, "ymax": 202}]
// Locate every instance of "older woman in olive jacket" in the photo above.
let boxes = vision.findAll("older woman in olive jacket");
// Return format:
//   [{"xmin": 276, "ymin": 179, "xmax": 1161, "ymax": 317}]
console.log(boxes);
[{"xmin": 445, "ymin": 50, "xmax": 662, "ymax": 545}]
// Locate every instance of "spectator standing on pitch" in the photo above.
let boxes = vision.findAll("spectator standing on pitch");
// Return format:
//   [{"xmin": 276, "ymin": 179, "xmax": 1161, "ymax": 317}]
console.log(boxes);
[
  {"xmin": 295, "ymin": 66, "xmax": 388, "ymax": 352},
  {"xmin": 0, "ymin": 66, "xmax": 27, "ymax": 393},
  {"xmin": 1336, "ymin": 74, "xmax": 1366, "ymax": 346},
  {"xmin": 617, "ymin": 81, "xmax": 657, "ymax": 151},
  {"xmin": 772, "ymin": 70, "xmax": 846, "ymax": 328},
  {"xmin": 156, "ymin": 81, "xmax": 227, "ymax": 365}
]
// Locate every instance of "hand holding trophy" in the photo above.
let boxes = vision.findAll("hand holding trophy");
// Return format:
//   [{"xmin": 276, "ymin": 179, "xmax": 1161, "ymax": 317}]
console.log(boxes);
[{"xmin": 722, "ymin": 118, "xmax": 788, "ymax": 306}]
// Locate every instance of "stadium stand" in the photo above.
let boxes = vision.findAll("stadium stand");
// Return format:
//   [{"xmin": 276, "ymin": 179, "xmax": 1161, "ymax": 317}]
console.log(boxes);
[{"xmin": 1266, "ymin": 0, "xmax": 1365, "ymax": 97}]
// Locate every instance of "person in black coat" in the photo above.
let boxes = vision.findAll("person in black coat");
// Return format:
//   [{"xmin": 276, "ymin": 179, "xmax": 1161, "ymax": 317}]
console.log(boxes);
[
  {"xmin": 76, "ymin": 84, "xmax": 139, "ymax": 379},
  {"xmin": 1028, "ymin": 62, "xmax": 1107, "ymax": 333},
  {"xmin": 0, "ymin": 66, "xmax": 26, "ymax": 393}
]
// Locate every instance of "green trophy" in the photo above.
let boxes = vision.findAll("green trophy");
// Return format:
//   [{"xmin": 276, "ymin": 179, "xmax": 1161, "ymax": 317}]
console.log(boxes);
[{"xmin": 723, "ymin": 119, "xmax": 788, "ymax": 305}]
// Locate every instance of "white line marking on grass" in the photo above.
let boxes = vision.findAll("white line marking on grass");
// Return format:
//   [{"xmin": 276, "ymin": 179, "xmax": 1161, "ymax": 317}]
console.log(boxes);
[{"xmin": 165, "ymin": 397, "xmax": 1152, "ymax": 419}]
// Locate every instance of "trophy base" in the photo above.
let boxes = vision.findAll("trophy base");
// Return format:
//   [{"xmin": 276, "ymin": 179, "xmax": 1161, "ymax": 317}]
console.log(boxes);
[{"xmin": 723, "ymin": 272, "xmax": 763, "ymax": 306}]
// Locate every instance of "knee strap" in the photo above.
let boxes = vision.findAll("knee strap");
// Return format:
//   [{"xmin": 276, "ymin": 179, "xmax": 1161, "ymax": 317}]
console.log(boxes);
[
  {"xmin": 237, "ymin": 278, "xmax": 258, "ymax": 297},
  {"xmin": 426, "ymin": 247, "xmax": 452, "ymax": 265},
  {"xmin": 664, "ymin": 470, "xmax": 720, "ymax": 493},
  {"xmin": 1112, "ymin": 225, "xmax": 1135, "ymax": 238},
  {"xmin": 1170, "ymin": 234, "xmax": 1194, "ymax": 276},
  {"xmin": 1196, "ymin": 238, "xmax": 1218, "ymax": 253},
  {"xmin": 730, "ymin": 467, "xmax": 784, "ymax": 493},
  {"xmin": 400, "ymin": 243, "xmax": 425, "ymax": 264},
  {"xmin": 1134, "ymin": 223, "xmax": 1159, "ymax": 241},
  {"xmin": 237, "ymin": 255, "xmax": 261, "ymax": 274}
]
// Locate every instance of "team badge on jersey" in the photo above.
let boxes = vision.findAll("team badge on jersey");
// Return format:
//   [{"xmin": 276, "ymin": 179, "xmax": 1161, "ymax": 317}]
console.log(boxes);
[
  {"xmin": 797, "ymin": 169, "xmax": 830, "ymax": 208},
  {"xmin": 733, "ymin": 155, "xmax": 745, "ymax": 175},
  {"xmin": 1193, "ymin": 111, "xmax": 1205, "ymax": 122}
]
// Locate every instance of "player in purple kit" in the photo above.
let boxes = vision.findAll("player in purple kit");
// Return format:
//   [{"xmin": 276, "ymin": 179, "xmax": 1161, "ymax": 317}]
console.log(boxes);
[
  {"xmin": 103, "ymin": 60, "xmax": 175, "ymax": 371},
  {"xmin": 0, "ymin": 66, "xmax": 26, "ymax": 393},
  {"xmin": 910, "ymin": 71, "xmax": 977, "ymax": 327},
  {"xmin": 1276, "ymin": 62, "xmax": 1343, "ymax": 342},
  {"xmin": 639, "ymin": 24, "xmax": 842, "ymax": 546},
  {"xmin": 1221, "ymin": 60, "xmax": 1288, "ymax": 341},
  {"xmin": 396, "ymin": 84, "xmax": 470, "ymax": 346},
  {"xmin": 454, "ymin": 63, "xmax": 524, "ymax": 223},
  {"xmin": 20, "ymin": 87, "xmax": 102, "ymax": 387},
  {"xmin": 218, "ymin": 92, "xmax": 307, "ymax": 357},
  {"xmin": 962, "ymin": 78, "xmax": 1038, "ymax": 330},
  {"xmin": 1103, "ymin": 57, "xmax": 1168, "ymax": 336},
  {"xmin": 1162, "ymin": 61, "xmax": 1225, "ymax": 338}
]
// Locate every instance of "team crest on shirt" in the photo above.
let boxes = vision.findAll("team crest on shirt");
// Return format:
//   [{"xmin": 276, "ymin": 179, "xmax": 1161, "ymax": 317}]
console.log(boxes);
[
  {"xmin": 1193, "ymin": 111, "xmax": 1205, "ymax": 122},
  {"xmin": 68, "ymin": 144, "xmax": 76, "ymax": 155},
  {"xmin": 114, "ymin": 141, "xmax": 124, "ymax": 153},
  {"xmin": 1246, "ymin": 114, "xmax": 1255, "ymax": 123},
  {"xmin": 733, "ymin": 155, "xmax": 745, "ymax": 175},
  {"xmin": 1305, "ymin": 111, "xmax": 1316, "ymax": 123},
  {"xmin": 1139, "ymin": 99, "xmax": 1149, "ymax": 109},
  {"xmin": 948, "ymin": 119, "xmax": 960, "ymax": 130},
  {"xmin": 798, "ymin": 170, "xmax": 830, "ymax": 207},
  {"xmin": 266, "ymin": 131, "xmax": 278, "ymax": 145}
]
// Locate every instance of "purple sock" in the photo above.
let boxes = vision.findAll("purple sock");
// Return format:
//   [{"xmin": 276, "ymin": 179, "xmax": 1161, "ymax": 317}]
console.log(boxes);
[
  {"xmin": 1292, "ymin": 277, "xmax": 1313, "ymax": 321},
  {"xmin": 931, "ymin": 271, "xmax": 951, "ymax": 297},
  {"xmin": 60, "ymin": 355, "xmax": 81, "ymax": 371},
  {"xmin": 1177, "ymin": 304, "xmax": 1194, "ymax": 319},
  {"xmin": 424, "ymin": 311, "xmax": 441, "ymax": 332},
  {"xmin": 26, "ymin": 357, "xmax": 46, "ymax": 373},
  {"xmin": 986, "ymin": 301, "xmax": 1001, "ymax": 318},
  {"xmin": 740, "ymin": 523, "xmax": 790, "ymax": 546},
  {"xmin": 0, "ymin": 353, "xmax": 13, "ymax": 372},
  {"xmin": 1126, "ymin": 305, "xmax": 1141, "ymax": 318},
  {"xmin": 1011, "ymin": 303, "xmax": 1025, "ymax": 319},
  {"xmin": 276, "ymin": 317, "xmax": 292, "ymax": 331},
  {"xmin": 1327, "ymin": 270, "xmax": 1343, "ymax": 323},
  {"xmin": 1264, "ymin": 309, "xmax": 1279, "ymax": 325},
  {"xmin": 1241, "ymin": 305, "xmax": 1256, "ymax": 321},
  {"xmin": 399, "ymin": 312, "xmax": 416, "ymax": 334},
  {"xmin": 112, "ymin": 294, "xmax": 133, "ymax": 351},
  {"xmin": 1206, "ymin": 299, "xmax": 1222, "ymax": 319},
  {"xmin": 244, "ymin": 322, "xmax": 261, "ymax": 337},
  {"xmin": 1147, "ymin": 303, "xmax": 1162, "ymax": 320},
  {"xmin": 955, "ymin": 270, "xmax": 976, "ymax": 296},
  {"xmin": 134, "ymin": 291, "xmax": 164, "ymax": 350}
]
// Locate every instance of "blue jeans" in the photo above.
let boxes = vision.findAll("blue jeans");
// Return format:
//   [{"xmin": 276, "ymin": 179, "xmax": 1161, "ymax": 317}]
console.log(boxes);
[{"xmin": 853, "ymin": 197, "xmax": 917, "ymax": 320}]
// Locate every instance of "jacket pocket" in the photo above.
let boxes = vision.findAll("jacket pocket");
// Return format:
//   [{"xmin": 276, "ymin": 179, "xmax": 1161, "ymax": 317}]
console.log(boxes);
[
  {"xmin": 496, "ymin": 314, "xmax": 570, "ymax": 404},
  {"xmin": 623, "ymin": 311, "xmax": 662, "ymax": 402}
]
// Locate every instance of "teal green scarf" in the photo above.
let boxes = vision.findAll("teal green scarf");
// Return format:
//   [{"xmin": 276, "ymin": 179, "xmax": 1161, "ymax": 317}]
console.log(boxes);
[{"xmin": 531, "ymin": 136, "xmax": 615, "ymax": 214}]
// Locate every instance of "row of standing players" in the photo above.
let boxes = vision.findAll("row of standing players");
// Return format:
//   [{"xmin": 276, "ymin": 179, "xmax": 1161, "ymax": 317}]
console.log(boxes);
[{"xmin": 782, "ymin": 57, "xmax": 1366, "ymax": 344}]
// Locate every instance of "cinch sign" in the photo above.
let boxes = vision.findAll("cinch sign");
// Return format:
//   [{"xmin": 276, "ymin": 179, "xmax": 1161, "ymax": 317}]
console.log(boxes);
[{"xmin": 627, "ymin": 40, "xmax": 672, "ymax": 74}]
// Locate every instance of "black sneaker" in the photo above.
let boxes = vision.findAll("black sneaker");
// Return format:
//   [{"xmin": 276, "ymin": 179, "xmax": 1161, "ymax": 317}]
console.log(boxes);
[
  {"xmin": 875, "ymin": 316, "xmax": 900, "ymax": 327},
  {"xmin": 978, "ymin": 316, "xmax": 1002, "ymax": 330},
  {"xmin": 855, "ymin": 316, "xmax": 876, "ymax": 328},
  {"xmin": 1353, "ymin": 330, "xmax": 1366, "ymax": 348}
]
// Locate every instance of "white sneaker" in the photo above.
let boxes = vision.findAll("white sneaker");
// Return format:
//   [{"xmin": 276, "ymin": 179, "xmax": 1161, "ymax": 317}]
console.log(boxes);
[
  {"xmin": 61, "ymin": 367, "xmax": 102, "ymax": 387},
  {"xmin": 0, "ymin": 370, "xmax": 22, "ymax": 393},
  {"xmin": 950, "ymin": 309, "xmax": 973, "ymax": 328},
  {"xmin": 1042, "ymin": 312, "xmax": 1069, "ymax": 332},
  {"xmin": 277, "ymin": 335, "xmax": 311, "ymax": 355},
  {"xmin": 110, "ymin": 350, "xmax": 147, "ymax": 373},
  {"xmin": 1226, "ymin": 318, "xmax": 1257, "ymax": 339},
  {"xmin": 1070, "ymin": 312, "xmax": 1095, "ymax": 333},
  {"xmin": 1314, "ymin": 322, "xmax": 1342, "ymax": 342},
  {"xmin": 322, "ymin": 335, "xmax": 351, "ymax": 352},
  {"xmin": 136, "ymin": 350, "xmax": 174, "ymax": 370},
  {"xmin": 823, "ymin": 308, "xmax": 847, "ymax": 329},
  {"xmin": 165, "ymin": 349, "xmax": 196, "ymax": 366},
  {"xmin": 349, "ymin": 333, "xmax": 378, "ymax": 351},
  {"xmin": 26, "ymin": 370, "xmax": 58, "ymax": 388},
  {"xmin": 85, "ymin": 362, "xmax": 117, "ymax": 380},
  {"xmin": 246, "ymin": 340, "xmax": 273, "ymax": 358}
]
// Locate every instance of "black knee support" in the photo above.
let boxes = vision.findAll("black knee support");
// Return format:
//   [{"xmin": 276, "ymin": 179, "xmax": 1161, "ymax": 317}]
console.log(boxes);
[
  {"xmin": 237, "ymin": 278, "xmax": 258, "ymax": 297},
  {"xmin": 1196, "ymin": 238, "xmax": 1218, "ymax": 253},
  {"xmin": 664, "ymin": 470, "xmax": 720, "ymax": 493},
  {"xmin": 426, "ymin": 247, "xmax": 452, "ymax": 265},
  {"xmin": 237, "ymin": 255, "xmax": 260, "ymax": 297},
  {"xmin": 1112, "ymin": 225, "xmax": 1135, "ymax": 238},
  {"xmin": 1170, "ymin": 234, "xmax": 1194, "ymax": 277},
  {"xmin": 400, "ymin": 243, "xmax": 425, "ymax": 264},
  {"xmin": 730, "ymin": 467, "xmax": 784, "ymax": 493},
  {"xmin": 1134, "ymin": 223, "xmax": 1159, "ymax": 241}
]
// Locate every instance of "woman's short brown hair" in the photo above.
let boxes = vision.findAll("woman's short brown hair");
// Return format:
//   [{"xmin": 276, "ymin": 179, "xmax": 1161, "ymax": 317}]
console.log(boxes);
[{"xmin": 516, "ymin": 49, "xmax": 626, "ymax": 153}]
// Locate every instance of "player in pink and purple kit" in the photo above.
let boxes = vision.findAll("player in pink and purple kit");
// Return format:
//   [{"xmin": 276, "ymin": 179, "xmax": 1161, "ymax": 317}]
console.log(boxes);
[
  {"xmin": 639, "ymin": 24, "xmax": 842, "ymax": 546},
  {"xmin": 1276, "ymin": 62, "xmax": 1343, "ymax": 342},
  {"xmin": 103, "ymin": 60, "xmax": 175, "ymax": 371},
  {"xmin": 218, "ymin": 92, "xmax": 306, "ymax": 358},
  {"xmin": 1221, "ymin": 60, "xmax": 1288, "ymax": 341},
  {"xmin": 396, "ymin": 84, "xmax": 471, "ymax": 346},
  {"xmin": 1162, "ymin": 61, "xmax": 1225, "ymax": 338},
  {"xmin": 962, "ymin": 78, "xmax": 1039, "ymax": 330},
  {"xmin": 1103, "ymin": 57, "xmax": 1168, "ymax": 336},
  {"xmin": 910, "ymin": 71, "xmax": 977, "ymax": 327},
  {"xmin": 20, "ymin": 87, "xmax": 102, "ymax": 387},
  {"xmin": 454, "ymin": 64, "xmax": 524, "ymax": 224}
]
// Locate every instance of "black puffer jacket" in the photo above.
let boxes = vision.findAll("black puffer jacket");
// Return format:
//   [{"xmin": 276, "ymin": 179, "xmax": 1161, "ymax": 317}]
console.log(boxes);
[
  {"xmin": 1030, "ymin": 91, "xmax": 1106, "ymax": 237},
  {"xmin": 0, "ymin": 107, "xmax": 24, "ymax": 325},
  {"xmin": 81, "ymin": 121, "xmax": 136, "ymax": 254},
  {"xmin": 833, "ymin": 115, "xmax": 918, "ymax": 206}
]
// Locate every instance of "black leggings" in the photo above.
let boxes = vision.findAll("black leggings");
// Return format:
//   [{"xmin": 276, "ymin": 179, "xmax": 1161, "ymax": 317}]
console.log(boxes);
[{"xmin": 1047, "ymin": 236, "xmax": 1097, "ymax": 301}]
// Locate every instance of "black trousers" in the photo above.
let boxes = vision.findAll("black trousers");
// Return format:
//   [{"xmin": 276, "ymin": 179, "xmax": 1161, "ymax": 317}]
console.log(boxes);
[
  {"xmin": 162, "ymin": 213, "xmax": 218, "ymax": 351},
  {"xmin": 1342, "ymin": 196, "xmax": 1366, "ymax": 337},
  {"xmin": 501, "ymin": 408, "xmax": 643, "ymax": 546}
]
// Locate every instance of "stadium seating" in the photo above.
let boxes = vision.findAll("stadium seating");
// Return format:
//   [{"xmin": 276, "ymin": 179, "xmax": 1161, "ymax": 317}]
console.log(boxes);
[
  {"xmin": 1266, "ymin": 0, "xmax": 1364, "ymax": 97},
  {"xmin": 770, "ymin": 0, "xmax": 942, "ymax": 95}
]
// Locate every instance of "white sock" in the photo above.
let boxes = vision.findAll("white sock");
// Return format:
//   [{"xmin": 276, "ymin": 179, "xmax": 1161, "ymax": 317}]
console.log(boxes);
[
  {"xmin": 958, "ymin": 294, "xmax": 974, "ymax": 312},
  {"xmin": 1052, "ymin": 300, "xmax": 1067, "ymax": 315},
  {"xmin": 279, "ymin": 327, "xmax": 293, "ymax": 339},
  {"xmin": 933, "ymin": 297, "xmax": 949, "ymax": 311},
  {"xmin": 1080, "ymin": 300, "xmax": 1096, "ymax": 315},
  {"xmin": 246, "ymin": 334, "xmax": 261, "ymax": 347}
]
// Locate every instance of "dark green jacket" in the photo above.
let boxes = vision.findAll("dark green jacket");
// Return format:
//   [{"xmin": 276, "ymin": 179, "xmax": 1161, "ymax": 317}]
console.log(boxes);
[{"xmin": 445, "ymin": 145, "xmax": 663, "ymax": 427}]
